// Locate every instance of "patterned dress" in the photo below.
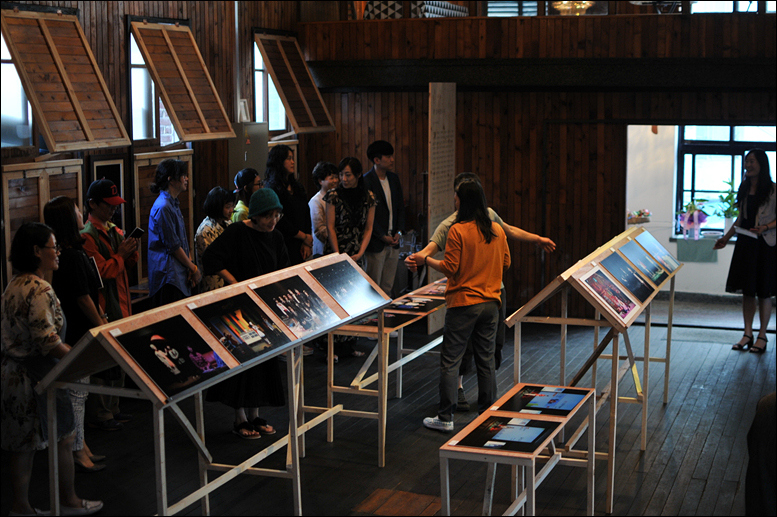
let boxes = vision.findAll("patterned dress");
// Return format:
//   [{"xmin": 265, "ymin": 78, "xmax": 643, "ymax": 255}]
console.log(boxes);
[
  {"xmin": 324, "ymin": 187, "xmax": 377, "ymax": 256},
  {"xmin": 1, "ymin": 274, "xmax": 74, "ymax": 451},
  {"xmin": 195, "ymin": 217, "xmax": 231, "ymax": 292}
]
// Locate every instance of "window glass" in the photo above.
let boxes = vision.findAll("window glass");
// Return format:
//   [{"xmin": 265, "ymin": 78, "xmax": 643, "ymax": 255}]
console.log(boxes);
[
  {"xmin": 736, "ymin": 1, "xmax": 758, "ymax": 11},
  {"xmin": 268, "ymin": 76, "xmax": 286, "ymax": 131},
  {"xmin": 254, "ymin": 40, "xmax": 288, "ymax": 132},
  {"xmin": 692, "ymin": 1, "xmax": 734, "ymax": 13},
  {"xmin": 734, "ymin": 126, "xmax": 776, "ymax": 142},
  {"xmin": 487, "ymin": 1, "xmax": 539, "ymax": 16},
  {"xmin": 694, "ymin": 155, "xmax": 732, "ymax": 192},
  {"xmin": 684, "ymin": 125, "xmax": 729, "ymax": 141},
  {"xmin": 159, "ymin": 98, "xmax": 179, "ymax": 146},
  {"xmin": 683, "ymin": 154, "xmax": 694, "ymax": 190},
  {"xmin": 130, "ymin": 34, "xmax": 155, "ymax": 141},
  {"xmin": 254, "ymin": 71, "xmax": 264, "ymax": 122},
  {"xmin": 1, "ymin": 33, "xmax": 33, "ymax": 147}
]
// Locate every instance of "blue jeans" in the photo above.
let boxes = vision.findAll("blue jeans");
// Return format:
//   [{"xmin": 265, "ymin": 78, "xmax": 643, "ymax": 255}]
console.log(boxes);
[{"xmin": 438, "ymin": 301, "xmax": 499, "ymax": 422}]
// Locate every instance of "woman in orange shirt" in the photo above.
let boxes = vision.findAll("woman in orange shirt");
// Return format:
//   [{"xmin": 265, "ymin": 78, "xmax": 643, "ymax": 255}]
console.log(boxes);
[{"xmin": 420, "ymin": 182, "xmax": 511, "ymax": 433}]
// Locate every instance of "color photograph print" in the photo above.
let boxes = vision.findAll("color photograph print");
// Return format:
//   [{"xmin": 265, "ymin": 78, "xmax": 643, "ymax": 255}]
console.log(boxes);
[
  {"xmin": 389, "ymin": 296, "xmax": 446, "ymax": 313},
  {"xmin": 619, "ymin": 240, "xmax": 669, "ymax": 286},
  {"xmin": 412, "ymin": 278, "xmax": 447, "ymax": 297},
  {"xmin": 600, "ymin": 252, "xmax": 654, "ymax": 303},
  {"xmin": 253, "ymin": 275, "xmax": 341, "ymax": 339},
  {"xmin": 113, "ymin": 315, "xmax": 229, "ymax": 397},
  {"xmin": 191, "ymin": 293, "xmax": 290, "ymax": 364},
  {"xmin": 635, "ymin": 232, "xmax": 680, "ymax": 272},
  {"xmin": 581, "ymin": 267, "xmax": 639, "ymax": 322},
  {"xmin": 308, "ymin": 260, "xmax": 386, "ymax": 316},
  {"xmin": 355, "ymin": 311, "xmax": 419, "ymax": 329}
]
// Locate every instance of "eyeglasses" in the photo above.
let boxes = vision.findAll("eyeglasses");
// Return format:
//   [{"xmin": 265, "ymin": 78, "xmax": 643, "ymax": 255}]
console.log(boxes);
[
  {"xmin": 42, "ymin": 245, "xmax": 62, "ymax": 253},
  {"xmin": 262, "ymin": 212, "xmax": 283, "ymax": 220}
]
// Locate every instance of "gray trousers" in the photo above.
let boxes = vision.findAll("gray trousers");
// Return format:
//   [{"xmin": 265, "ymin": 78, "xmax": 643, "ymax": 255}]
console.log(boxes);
[
  {"xmin": 363, "ymin": 245, "xmax": 400, "ymax": 296},
  {"xmin": 438, "ymin": 301, "xmax": 499, "ymax": 422}
]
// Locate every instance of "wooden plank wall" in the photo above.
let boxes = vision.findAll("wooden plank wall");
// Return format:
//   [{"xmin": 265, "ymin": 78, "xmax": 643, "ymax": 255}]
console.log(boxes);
[{"xmin": 298, "ymin": 15, "xmax": 776, "ymax": 315}]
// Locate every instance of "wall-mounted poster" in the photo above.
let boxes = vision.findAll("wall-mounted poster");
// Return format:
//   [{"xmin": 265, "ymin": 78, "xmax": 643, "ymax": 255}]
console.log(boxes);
[
  {"xmin": 600, "ymin": 253, "xmax": 654, "ymax": 303},
  {"xmin": 580, "ymin": 267, "xmax": 638, "ymax": 322},
  {"xmin": 619, "ymin": 241, "xmax": 669, "ymax": 286},
  {"xmin": 113, "ymin": 315, "xmax": 229, "ymax": 396},
  {"xmin": 307, "ymin": 260, "xmax": 385, "ymax": 316},
  {"xmin": 635, "ymin": 232, "xmax": 680, "ymax": 272},
  {"xmin": 191, "ymin": 293, "xmax": 290, "ymax": 363},
  {"xmin": 253, "ymin": 276, "xmax": 340, "ymax": 338}
]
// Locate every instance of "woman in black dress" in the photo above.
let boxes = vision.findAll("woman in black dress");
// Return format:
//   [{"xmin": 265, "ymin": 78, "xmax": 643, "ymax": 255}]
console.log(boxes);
[
  {"xmin": 264, "ymin": 145, "xmax": 313, "ymax": 265},
  {"xmin": 714, "ymin": 149, "xmax": 776, "ymax": 353},
  {"xmin": 325, "ymin": 157, "xmax": 376, "ymax": 262},
  {"xmin": 202, "ymin": 188, "xmax": 289, "ymax": 438}
]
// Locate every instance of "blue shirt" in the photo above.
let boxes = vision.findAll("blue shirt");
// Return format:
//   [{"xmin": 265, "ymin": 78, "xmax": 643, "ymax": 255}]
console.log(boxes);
[{"xmin": 148, "ymin": 190, "xmax": 191, "ymax": 298}]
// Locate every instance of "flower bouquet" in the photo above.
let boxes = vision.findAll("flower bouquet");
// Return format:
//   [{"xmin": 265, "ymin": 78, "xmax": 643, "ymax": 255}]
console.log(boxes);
[
  {"xmin": 627, "ymin": 209, "xmax": 651, "ymax": 224},
  {"xmin": 677, "ymin": 199, "xmax": 708, "ymax": 240}
]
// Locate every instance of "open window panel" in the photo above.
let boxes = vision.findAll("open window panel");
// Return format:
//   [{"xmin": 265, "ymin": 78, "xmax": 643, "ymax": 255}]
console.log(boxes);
[
  {"xmin": 0, "ymin": 9, "xmax": 130, "ymax": 153},
  {"xmin": 130, "ymin": 20, "xmax": 235, "ymax": 142},
  {"xmin": 254, "ymin": 31, "xmax": 335, "ymax": 136}
]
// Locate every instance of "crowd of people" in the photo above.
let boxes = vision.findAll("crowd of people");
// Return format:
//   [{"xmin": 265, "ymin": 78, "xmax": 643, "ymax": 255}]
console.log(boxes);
[{"xmin": 1, "ymin": 138, "xmax": 563, "ymax": 514}]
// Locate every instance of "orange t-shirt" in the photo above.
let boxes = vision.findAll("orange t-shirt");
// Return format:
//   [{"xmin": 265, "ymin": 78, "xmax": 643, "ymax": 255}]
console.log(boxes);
[{"xmin": 438, "ymin": 220, "xmax": 511, "ymax": 309}]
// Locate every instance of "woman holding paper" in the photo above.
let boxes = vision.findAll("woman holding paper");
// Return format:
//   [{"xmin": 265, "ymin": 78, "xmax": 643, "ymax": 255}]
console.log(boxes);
[{"xmin": 713, "ymin": 149, "xmax": 776, "ymax": 353}]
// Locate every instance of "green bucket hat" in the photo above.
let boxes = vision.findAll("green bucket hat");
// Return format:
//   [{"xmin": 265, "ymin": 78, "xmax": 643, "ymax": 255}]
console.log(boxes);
[{"xmin": 248, "ymin": 188, "xmax": 283, "ymax": 218}]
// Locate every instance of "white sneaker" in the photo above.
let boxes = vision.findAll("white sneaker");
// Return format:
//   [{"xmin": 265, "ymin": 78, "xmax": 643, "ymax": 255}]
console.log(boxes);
[
  {"xmin": 423, "ymin": 416, "xmax": 453, "ymax": 433},
  {"xmin": 302, "ymin": 345, "xmax": 314, "ymax": 356}
]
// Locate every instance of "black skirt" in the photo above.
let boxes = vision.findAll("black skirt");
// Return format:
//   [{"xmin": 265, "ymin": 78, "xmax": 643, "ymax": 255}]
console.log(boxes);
[
  {"xmin": 205, "ymin": 358, "xmax": 285, "ymax": 409},
  {"xmin": 725, "ymin": 234, "xmax": 777, "ymax": 298}
]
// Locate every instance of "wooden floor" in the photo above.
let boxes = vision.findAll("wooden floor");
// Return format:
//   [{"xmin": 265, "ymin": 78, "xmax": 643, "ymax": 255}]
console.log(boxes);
[{"xmin": 1, "ymin": 300, "xmax": 775, "ymax": 516}]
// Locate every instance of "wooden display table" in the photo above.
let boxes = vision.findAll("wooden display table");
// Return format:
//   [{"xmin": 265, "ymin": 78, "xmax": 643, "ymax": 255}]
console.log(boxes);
[
  {"xmin": 440, "ymin": 383, "xmax": 596, "ymax": 516},
  {"xmin": 310, "ymin": 278, "xmax": 448, "ymax": 467}
]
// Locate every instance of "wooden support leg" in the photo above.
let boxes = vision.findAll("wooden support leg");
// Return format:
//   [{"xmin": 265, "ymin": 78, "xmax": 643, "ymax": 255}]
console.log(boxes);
[
  {"xmin": 527, "ymin": 459, "xmax": 536, "ymax": 515},
  {"xmin": 514, "ymin": 322, "xmax": 522, "ymax": 384},
  {"xmin": 378, "ymin": 311, "xmax": 387, "ymax": 468},
  {"xmin": 396, "ymin": 327, "xmax": 404, "ymax": 398},
  {"xmin": 605, "ymin": 333, "xmax": 619, "ymax": 514},
  {"xmin": 153, "ymin": 406, "xmax": 168, "ymax": 516},
  {"xmin": 664, "ymin": 277, "xmax": 675, "ymax": 404},
  {"xmin": 194, "ymin": 392, "xmax": 210, "ymax": 516},
  {"xmin": 297, "ymin": 346, "xmax": 306, "ymax": 458},
  {"xmin": 327, "ymin": 332, "xmax": 334, "ymax": 442},
  {"xmin": 287, "ymin": 346, "xmax": 303, "ymax": 516},
  {"xmin": 48, "ymin": 388, "xmax": 60, "ymax": 516},
  {"xmin": 642, "ymin": 304, "xmax": 651, "ymax": 451},
  {"xmin": 441, "ymin": 456, "xmax": 451, "ymax": 516},
  {"xmin": 593, "ymin": 311, "xmax": 600, "ymax": 390},
  {"xmin": 483, "ymin": 462, "xmax": 497, "ymax": 516},
  {"xmin": 588, "ymin": 391, "xmax": 596, "ymax": 516},
  {"xmin": 559, "ymin": 288, "xmax": 568, "ymax": 443}
]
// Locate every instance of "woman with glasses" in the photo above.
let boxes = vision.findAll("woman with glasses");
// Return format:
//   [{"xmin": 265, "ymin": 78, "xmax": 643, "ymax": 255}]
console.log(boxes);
[
  {"xmin": 44, "ymin": 196, "xmax": 108, "ymax": 473},
  {"xmin": 202, "ymin": 189, "xmax": 289, "ymax": 439},
  {"xmin": 231, "ymin": 168, "xmax": 263, "ymax": 223},
  {"xmin": 2, "ymin": 222, "xmax": 104, "ymax": 515}
]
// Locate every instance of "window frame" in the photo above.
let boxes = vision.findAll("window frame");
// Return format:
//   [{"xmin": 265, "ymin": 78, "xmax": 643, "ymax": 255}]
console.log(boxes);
[{"xmin": 675, "ymin": 125, "xmax": 776, "ymax": 234}]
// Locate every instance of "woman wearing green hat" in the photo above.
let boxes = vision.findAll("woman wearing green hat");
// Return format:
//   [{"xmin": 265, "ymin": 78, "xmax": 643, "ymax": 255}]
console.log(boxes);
[{"xmin": 202, "ymin": 188, "xmax": 288, "ymax": 438}]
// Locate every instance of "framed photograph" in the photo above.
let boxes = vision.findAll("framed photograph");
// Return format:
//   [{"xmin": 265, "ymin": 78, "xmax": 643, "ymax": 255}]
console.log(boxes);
[
  {"xmin": 494, "ymin": 385, "xmax": 591, "ymax": 417},
  {"xmin": 389, "ymin": 295, "xmax": 446, "ymax": 314},
  {"xmin": 112, "ymin": 315, "xmax": 230, "ymax": 397},
  {"xmin": 635, "ymin": 231, "xmax": 680, "ymax": 272},
  {"xmin": 253, "ymin": 275, "xmax": 341, "ymax": 339},
  {"xmin": 354, "ymin": 311, "xmax": 419, "ymax": 329},
  {"xmin": 413, "ymin": 278, "xmax": 447, "ymax": 297},
  {"xmin": 454, "ymin": 415, "xmax": 560, "ymax": 453},
  {"xmin": 191, "ymin": 293, "xmax": 290, "ymax": 364},
  {"xmin": 580, "ymin": 267, "xmax": 639, "ymax": 323},
  {"xmin": 600, "ymin": 252, "xmax": 654, "ymax": 303},
  {"xmin": 90, "ymin": 157, "xmax": 125, "ymax": 229},
  {"xmin": 619, "ymin": 240, "xmax": 669, "ymax": 287},
  {"xmin": 307, "ymin": 260, "xmax": 386, "ymax": 316}
]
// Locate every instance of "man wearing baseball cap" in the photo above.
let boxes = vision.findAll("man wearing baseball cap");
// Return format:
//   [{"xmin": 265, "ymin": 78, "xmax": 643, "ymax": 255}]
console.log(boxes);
[{"xmin": 81, "ymin": 178, "xmax": 139, "ymax": 431}]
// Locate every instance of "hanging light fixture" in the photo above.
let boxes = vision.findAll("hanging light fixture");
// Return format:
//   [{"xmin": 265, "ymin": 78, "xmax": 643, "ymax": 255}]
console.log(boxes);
[{"xmin": 552, "ymin": 1, "xmax": 594, "ymax": 15}]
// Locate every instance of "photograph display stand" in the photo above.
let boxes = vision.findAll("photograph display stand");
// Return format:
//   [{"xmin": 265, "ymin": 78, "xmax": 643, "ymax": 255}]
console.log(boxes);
[
  {"xmin": 505, "ymin": 227, "xmax": 681, "ymax": 514},
  {"xmin": 324, "ymin": 277, "xmax": 449, "ymax": 467},
  {"xmin": 35, "ymin": 254, "xmax": 390, "ymax": 516},
  {"xmin": 439, "ymin": 383, "xmax": 596, "ymax": 516}
]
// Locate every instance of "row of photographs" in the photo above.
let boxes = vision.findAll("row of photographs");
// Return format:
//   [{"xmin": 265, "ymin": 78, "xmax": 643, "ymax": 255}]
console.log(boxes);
[
  {"xmin": 110, "ymin": 260, "xmax": 387, "ymax": 398},
  {"xmin": 578, "ymin": 231, "xmax": 680, "ymax": 325}
]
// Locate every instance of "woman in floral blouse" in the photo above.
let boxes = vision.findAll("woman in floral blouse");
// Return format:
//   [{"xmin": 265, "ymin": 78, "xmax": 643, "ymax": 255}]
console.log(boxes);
[
  {"xmin": 195, "ymin": 187, "xmax": 234, "ymax": 292},
  {"xmin": 325, "ymin": 157, "xmax": 376, "ymax": 262},
  {"xmin": 1, "ymin": 222, "xmax": 103, "ymax": 516}
]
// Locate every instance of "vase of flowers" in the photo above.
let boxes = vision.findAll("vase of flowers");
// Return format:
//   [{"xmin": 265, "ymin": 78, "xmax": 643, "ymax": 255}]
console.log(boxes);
[{"xmin": 678, "ymin": 199, "xmax": 708, "ymax": 240}]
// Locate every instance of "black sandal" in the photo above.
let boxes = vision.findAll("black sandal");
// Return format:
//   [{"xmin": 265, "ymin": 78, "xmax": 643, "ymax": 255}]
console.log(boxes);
[
  {"xmin": 749, "ymin": 336, "xmax": 768, "ymax": 354},
  {"xmin": 251, "ymin": 417, "xmax": 276, "ymax": 435},
  {"xmin": 732, "ymin": 334, "xmax": 753, "ymax": 351},
  {"xmin": 233, "ymin": 421, "xmax": 261, "ymax": 439}
]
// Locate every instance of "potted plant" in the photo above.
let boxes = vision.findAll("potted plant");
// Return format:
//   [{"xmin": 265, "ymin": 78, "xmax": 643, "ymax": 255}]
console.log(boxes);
[
  {"xmin": 677, "ymin": 199, "xmax": 709, "ymax": 240},
  {"xmin": 714, "ymin": 180, "xmax": 739, "ymax": 233}
]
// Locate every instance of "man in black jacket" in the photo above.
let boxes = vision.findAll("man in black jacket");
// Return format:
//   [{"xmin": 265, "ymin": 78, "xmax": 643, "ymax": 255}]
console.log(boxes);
[{"xmin": 363, "ymin": 140, "xmax": 405, "ymax": 297}]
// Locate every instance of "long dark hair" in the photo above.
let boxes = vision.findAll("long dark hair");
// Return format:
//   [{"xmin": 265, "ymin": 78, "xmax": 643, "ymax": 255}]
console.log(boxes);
[
  {"xmin": 736, "ymin": 149, "xmax": 774, "ymax": 214},
  {"xmin": 265, "ymin": 145, "xmax": 304, "ymax": 197},
  {"xmin": 44, "ymin": 196, "xmax": 83, "ymax": 249},
  {"xmin": 150, "ymin": 159, "xmax": 188, "ymax": 194},
  {"xmin": 455, "ymin": 182, "xmax": 495, "ymax": 243}
]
